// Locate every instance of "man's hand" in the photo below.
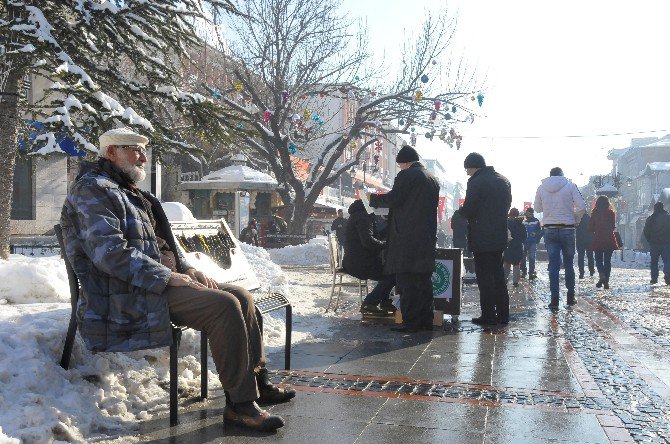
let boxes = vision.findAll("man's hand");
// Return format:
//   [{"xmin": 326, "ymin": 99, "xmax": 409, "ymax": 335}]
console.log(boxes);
[
  {"xmin": 186, "ymin": 269, "xmax": 219, "ymax": 289},
  {"xmin": 168, "ymin": 272, "xmax": 206, "ymax": 289}
]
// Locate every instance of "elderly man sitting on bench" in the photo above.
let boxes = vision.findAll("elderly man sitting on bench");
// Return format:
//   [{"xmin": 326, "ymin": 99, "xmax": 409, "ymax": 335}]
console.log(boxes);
[{"xmin": 60, "ymin": 128, "xmax": 294, "ymax": 432}]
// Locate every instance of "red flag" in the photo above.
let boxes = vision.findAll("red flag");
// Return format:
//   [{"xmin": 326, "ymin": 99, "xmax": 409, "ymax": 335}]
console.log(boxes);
[
  {"xmin": 437, "ymin": 196, "xmax": 446, "ymax": 223},
  {"xmin": 524, "ymin": 201, "xmax": 532, "ymax": 211}
]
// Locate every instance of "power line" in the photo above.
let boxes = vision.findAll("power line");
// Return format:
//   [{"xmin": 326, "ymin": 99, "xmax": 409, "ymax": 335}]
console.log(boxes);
[{"xmin": 468, "ymin": 129, "xmax": 670, "ymax": 140}]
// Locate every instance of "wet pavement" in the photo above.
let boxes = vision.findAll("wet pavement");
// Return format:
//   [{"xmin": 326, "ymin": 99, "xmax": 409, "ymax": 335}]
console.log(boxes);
[{"xmin": 136, "ymin": 263, "xmax": 670, "ymax": 443}]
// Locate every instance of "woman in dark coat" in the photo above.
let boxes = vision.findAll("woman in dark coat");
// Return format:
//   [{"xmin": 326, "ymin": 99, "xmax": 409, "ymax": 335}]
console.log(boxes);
[
  {"xmin": 342, "ymin": 200, "xmax": 395, "ymax": 315},
  {"xmin": 503, "ymin": 208, "xmax": 527, "ymax": 287},
  {"xmin": 589, "ymin": 195, "xmax": 620, "ymax": 289}
]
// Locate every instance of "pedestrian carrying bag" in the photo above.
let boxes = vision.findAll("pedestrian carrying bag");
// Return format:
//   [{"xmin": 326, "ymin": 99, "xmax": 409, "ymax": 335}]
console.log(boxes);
[{"xmin": 614, "ymin": 231, "xmax": 623, "ymax": 250}]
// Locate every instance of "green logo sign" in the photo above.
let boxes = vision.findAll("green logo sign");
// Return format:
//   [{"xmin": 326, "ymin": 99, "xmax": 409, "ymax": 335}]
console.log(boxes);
[{"xmin": 432, "ymin": 261, "xmax": 451, "ymax": 295}]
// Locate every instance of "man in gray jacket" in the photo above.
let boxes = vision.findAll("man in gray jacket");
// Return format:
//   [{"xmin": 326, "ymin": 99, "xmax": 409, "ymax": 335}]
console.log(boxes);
[{"xmin": 60, "ymin": 128, "xmax": 292, "ymax": 432}]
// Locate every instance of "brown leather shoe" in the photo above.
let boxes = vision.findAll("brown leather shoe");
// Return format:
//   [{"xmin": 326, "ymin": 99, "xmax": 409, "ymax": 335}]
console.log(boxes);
[
  {"xmin": 256, "ymin": 368, "xmax": 296, "ymax": 404},
  {"xmin": 223, "ymin": 401, "xmax": 284, "ymax": 432}
]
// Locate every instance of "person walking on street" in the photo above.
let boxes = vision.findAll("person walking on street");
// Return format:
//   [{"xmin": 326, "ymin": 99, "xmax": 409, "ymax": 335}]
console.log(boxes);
[
  {"xmin": 331, "ymin": 209, "xmax": 347, "ymax": 243},
  {"xmin": 451, "ymin": 208, "xmax": 469, "ymax": 256},
  {"xmin": 642, "ymin": 202, "xmax": 670, "ymax": 284},
  {"xmin": 459, "ymin": 153, "xmax": 512, "ymax": 326},
  {"xmin": 367, "ymin": 145, "xmax": 440, "ymax": 332},
  {"xmin": 520, "ymin": 207, "xmax": 543, "ymax": 279},
  {"xmin": 504, "ymin": 208, "xmax": 527, "ymax": 287},
  {"xmin": 576, "ymin": 212, "xmax": 595, "ymax": 279},
  {"xmin": 534, "ymin": 167, "xmax": 586, "ymax": 309},
  {"xmin": 589, "ymin": 195, "xmax": 620, "ymax": 289},
  {"xmin": 60, "ymin": 128, "xmax": 292, "ymax": 432},
  {"xmin": 342, "ymin": 199, "xmax": 396, "ymax": 316}
]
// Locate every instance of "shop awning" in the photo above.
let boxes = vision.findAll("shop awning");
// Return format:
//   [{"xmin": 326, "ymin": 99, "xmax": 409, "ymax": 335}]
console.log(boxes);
[{"xmin": 179, "ymin": 165, "xmax": 278, "ymax": 191}]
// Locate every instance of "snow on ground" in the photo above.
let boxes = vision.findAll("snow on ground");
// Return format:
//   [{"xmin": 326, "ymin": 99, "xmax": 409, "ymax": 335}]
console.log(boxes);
[
  {"xmin": 268, "ymin": 236, "xmax": 329, "ymax": 266},
  {"xmin": 0, "ymin": 240, "xmax": 339, "ymax": 443}
]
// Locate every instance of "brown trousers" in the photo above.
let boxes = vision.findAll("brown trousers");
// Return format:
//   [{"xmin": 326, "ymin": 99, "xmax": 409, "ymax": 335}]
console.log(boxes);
[{"xmin": 164, "ymin": 284, "xmax": 265, "ymax": 403}]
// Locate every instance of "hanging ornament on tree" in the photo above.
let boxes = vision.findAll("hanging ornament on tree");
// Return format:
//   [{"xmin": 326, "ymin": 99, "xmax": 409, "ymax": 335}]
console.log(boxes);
[
  {"xmin": 425, "ymin": 131, "xmax": 434, "ymax": 140},
  {"xmin": 212, "ymin": 89, "xmax": 221, "ymax": 98},
  {"xmin": 263, "ymin": 110, "xmax": 271, "ymax": 124},
  {"xmin": 431, "ymin": 59, "xmax": 437, "ymax": 65},
  {"xmin": 233, "ymin": 81, "xmax": 243, "ymax": 93},
  {"xmin": 430, "ymin": 111, "xmax": 437, "ymax": 121},
  {"xmin": 237, "ymin": 123, "xmax": 244, "ymax": 129},
  {"xmin": 312, "ymin": 113, "xmax": 320, "ymax": 121},
  {"xmin": 452, "ymin": 105, "xmax": 457, "ymax": 113},
  {"xmin": 303, "ymin": 109, "xmax": 311, "ymax": 120},
  {"xmin": 373, "ymin": 154, "xmax": 380, "ymax": 164},
  {"xmin": 439, "ymin": 128, "xmax": 447, "ymax": 140},
  {"xmin": 320, "ymin": 91, "xmax": 325, "ymax": 97},
  {"xmin": 410, "ymin": 126, "xmax": 416, "ymax": 132},
  {"xmin": 477, "ymin": 93, "xmax": 484, "ymax": 107},
  {"xmin": 354, "ymin": 75, "xmax": 360, "ymax": 81},
  {"xmin": 420, "ymin": 74, "xmax": 429, "ymax": 83},
  {"xmin": 434, "ymin": 100, "xmax": 441, "ymax": 111},
  {"xmin": 350, "ymin": 141, "xmax": 358, "ymax": 148},
  {"xmin": 415, "ymin": 90, "xmax": 423, "ymax": 101},
  {"xmin": 444, "ymin": 113, "xmax": 452, "ymax": 120},
  {"xmin": 471, "ymin": 95, "xmax": 476, "ymax": 101},
  {"xmin": 288, "ymin": 142, "xmax": 297, "ymax": 154},
  {"xmin": 398, "ymin": 118, "xmax": 405, "ymax": 126},
  {"xmin": 292, "ymin": 113, "xmax": 300, "ymax": 122},
  {"xmin": 281, "ymin": 90, "xmax": 288, "ymax": 104},
  {"xmin": 410, "ymin": 133, "xmax": 417, "ymax": 145}
]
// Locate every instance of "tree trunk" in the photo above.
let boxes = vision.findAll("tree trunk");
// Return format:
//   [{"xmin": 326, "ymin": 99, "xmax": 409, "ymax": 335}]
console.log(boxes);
[
  {"xmin": 0, "ymin": 66, "xmax": 25, "ymax": 259},
  {"xmin": 288, "ymin": 198, "xmax": 310, "ymax": 236}
]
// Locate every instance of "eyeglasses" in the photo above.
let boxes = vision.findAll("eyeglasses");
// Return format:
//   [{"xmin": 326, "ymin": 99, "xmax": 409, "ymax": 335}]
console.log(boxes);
[{"xmin": 118, "ymin": 145, "xmax": 147, "ymax": 156}]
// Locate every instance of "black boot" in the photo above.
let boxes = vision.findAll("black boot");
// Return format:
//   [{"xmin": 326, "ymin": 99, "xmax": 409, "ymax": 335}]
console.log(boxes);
[{"xmin": 256, "ymin": 367, "xmax": 296, "ymax": 404}]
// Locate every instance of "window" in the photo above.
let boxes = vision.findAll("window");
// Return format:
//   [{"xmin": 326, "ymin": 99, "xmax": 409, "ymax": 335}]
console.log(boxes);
[{"xmin": 11, "ymin": 156, "xmax": 34, "ymax": 220}]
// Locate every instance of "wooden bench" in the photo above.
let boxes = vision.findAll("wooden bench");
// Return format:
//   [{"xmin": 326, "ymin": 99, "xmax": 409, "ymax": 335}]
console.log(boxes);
[{"xmin": 55, "ymin": 218, "xmax": 291, "ymax": 426}]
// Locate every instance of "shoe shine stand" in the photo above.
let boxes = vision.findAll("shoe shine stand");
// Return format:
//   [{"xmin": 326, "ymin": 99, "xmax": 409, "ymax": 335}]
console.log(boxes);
[{"xmin": 394, "ymin": 248, "xmax": 463, "ymax": 328}]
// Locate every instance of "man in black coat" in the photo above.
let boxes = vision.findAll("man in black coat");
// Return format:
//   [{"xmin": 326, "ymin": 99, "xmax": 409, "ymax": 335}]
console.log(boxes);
[
  {"xmin": 367, "ymin": 145, "xmax": 440, "ymax": 332},
  {"xmin": 459, "ymin": 152, "xmax": 512, "ymax": 326},
  {"xmin": 342, "ymin": 200, "xmax": 395, "ymax": 316},
  {"xmin": 451, "ymin": 208, "xmax": 469, "ymax": 255},
  {"xmin": 331, "ymin": 209, "xmax": 347, "ymax": 241},
  {"xmin": 643, "ymin": 202, "xmax": 670, "ymax": 284}
]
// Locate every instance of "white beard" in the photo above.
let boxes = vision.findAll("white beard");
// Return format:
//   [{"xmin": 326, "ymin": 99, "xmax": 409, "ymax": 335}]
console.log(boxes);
[{"xmin": 118, "ymin": 158, "xmax": 146, "ymax": 183}]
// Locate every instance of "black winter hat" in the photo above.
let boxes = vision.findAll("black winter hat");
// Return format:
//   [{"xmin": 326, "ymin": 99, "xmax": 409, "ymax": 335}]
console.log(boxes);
[
  {"xmin": 396, "ymin": 145, "xmax": 420, "ymax": 163},
  {"xmin": 463, "ymin": 152, "xmax": 486, "ymax": 169}
]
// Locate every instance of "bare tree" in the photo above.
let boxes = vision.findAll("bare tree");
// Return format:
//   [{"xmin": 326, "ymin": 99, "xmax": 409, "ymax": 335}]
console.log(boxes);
[{"xmin": 214, "ymin": 0, "xmax": 481, "ymax": 234}]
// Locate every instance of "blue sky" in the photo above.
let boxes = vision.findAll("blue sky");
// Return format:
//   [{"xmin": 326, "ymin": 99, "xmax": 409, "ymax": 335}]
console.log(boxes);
[{"xmin": 340, "ymin": 0, "xmax": 670, "ymax": 206}]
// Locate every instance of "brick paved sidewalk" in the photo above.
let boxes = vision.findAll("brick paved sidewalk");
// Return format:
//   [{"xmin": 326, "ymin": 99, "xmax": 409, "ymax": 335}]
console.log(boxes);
[{"xmin": 135, "ymin": 265, "xmax": 670, "ymax": 443}]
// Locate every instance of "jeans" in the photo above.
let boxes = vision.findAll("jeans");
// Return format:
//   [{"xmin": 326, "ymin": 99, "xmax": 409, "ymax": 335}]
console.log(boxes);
[
  {"xmin": 649, "ymin": 244, "xmax": 670, "ymax": 281},
  {"xmin": 594, "ymin": 250, "xmax": 613, "ymax": 280},
  {"xmin": 503, "ymin": 261, "xmax": 520, "ymax": 284},
  {"xmin": 545, "ymin": 228, "xmax": 576, "ymax": 300},
  {"xmin": 473, "ymin": 250, "xmax": 509, "ymax": 321},
  {"xmin": 363, "ymin": 275, "xmax": 396, "ymax": 305},
  {"xmin": 521, "ymin": 242, "xmax": 537, "ymax": 275},
  {"xmin": 577, "ymin": 247, "xmax": 595, "ymax": 276}
]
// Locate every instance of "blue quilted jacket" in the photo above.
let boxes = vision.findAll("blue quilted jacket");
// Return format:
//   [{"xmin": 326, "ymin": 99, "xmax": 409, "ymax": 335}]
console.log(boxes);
[{"xmin": 60, "ymin": 161, "xmax": 184, "ymax": 352}]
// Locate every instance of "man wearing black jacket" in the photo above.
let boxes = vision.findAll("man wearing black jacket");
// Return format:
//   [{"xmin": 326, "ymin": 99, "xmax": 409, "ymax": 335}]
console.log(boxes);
[
  {"xmin": 367, "ymin": 145, "xmax": 440, "ymax": 332},
  {"xmin": 643, "ymin": 202, "xmax": 670, "ymax": 284},
  {"xmin": 459, "ymin": 152, "xmax": 512, "ymax": 326}
]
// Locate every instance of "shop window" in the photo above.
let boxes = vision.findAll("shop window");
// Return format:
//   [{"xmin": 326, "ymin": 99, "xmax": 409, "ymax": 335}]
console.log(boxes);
[{"xmin": 11, "ymin": 156, "xmax": 34, "ymax": 220}]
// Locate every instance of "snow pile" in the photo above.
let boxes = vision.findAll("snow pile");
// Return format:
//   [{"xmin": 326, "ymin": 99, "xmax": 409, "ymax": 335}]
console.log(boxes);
[
  {"xmin": 0, "ymin": 255, "xmax": 69, "ymax": 304},
  {"xmin": 268, "ymin": 239, "xmax": 329, "ymax": 266},
  {"xmin": 612, "ymin": 249, "xmax": 655, "ymax": 270}
]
